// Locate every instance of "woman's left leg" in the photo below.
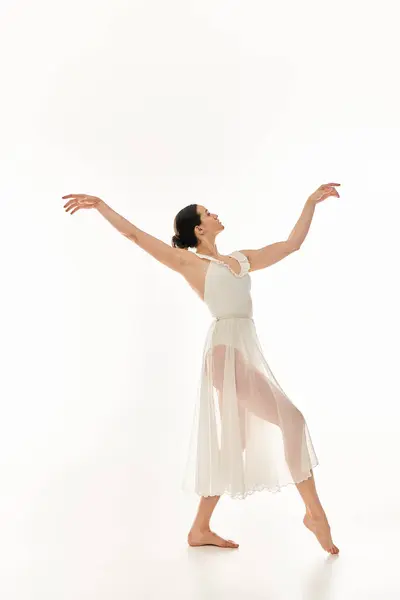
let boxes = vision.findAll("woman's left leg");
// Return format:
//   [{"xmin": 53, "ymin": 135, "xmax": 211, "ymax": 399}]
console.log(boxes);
[
  {"xmin": 296, "ymin": 472, "xmax": 339, "ymax": 554},
  {"xmin": 233, "ymin": 350, "xmax": 339, "ymax": 554}
]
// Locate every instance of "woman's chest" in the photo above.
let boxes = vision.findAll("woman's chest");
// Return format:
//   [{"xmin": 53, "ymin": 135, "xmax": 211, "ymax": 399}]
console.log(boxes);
[{"xmin": 184, "ymin": 259, "xmax": 250, "ymax": 303}]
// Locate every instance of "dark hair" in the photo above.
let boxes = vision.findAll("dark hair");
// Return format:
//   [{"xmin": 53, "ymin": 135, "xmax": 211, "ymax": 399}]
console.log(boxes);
[{"xmin": 171, "ymin": 204, "xmax": 201, "ymax": 249}]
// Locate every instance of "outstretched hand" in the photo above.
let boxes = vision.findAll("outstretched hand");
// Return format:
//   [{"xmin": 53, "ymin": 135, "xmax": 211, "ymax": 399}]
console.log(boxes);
[
  {"xmin": 308, "ymin": 183, "xmax": 341, "ymax": 205},
  {"xmin": 62, "ymin": 193, "xmax": 103, "ymax": 215}
]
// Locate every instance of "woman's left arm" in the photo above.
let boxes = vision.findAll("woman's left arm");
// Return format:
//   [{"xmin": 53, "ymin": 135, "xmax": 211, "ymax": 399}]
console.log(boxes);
[
  {"xmin": 286, "ymin": 196, "xmax": 316, "ymax": 249},
  {"xmin": 240, "ymin": 183, "xmax": 340, "ymax": 272},
  {"xmin": 288, "ymin": 183, "xmax": 340, "ymax": 248}
]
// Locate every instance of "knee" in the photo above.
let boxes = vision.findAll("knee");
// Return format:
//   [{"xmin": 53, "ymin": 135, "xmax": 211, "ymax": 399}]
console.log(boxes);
[{"xmin": 289, "ymin": 406, "xmax": 306, "ymax": 430}]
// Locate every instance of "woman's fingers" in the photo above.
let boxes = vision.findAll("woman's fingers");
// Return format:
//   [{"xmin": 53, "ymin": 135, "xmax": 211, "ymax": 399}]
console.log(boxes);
[
  {"xmin": 64, "ymin": 200, "xmax": 78, "ymax": 210},
  {"xmin": 64, "ymin": 198, "xmax": 84, "ymax": 211},
  {"xmin": 321, "ymin": 184, "xmax": 341, "ymax": 197},
  {"xmin": 63, "ymin": 193, "xmax": 101, "ymax": 214},
  {"xmin": 309, "ymin": 183, "xmax": 341, "ymax": 204},
  {"xmin": 63, "ymin": 195, "xmax": 81, "ymax": 210}
]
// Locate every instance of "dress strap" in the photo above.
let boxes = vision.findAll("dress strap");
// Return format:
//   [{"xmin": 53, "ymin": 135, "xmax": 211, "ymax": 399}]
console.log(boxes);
[
  {"xmin": 195, "ymin": 253, "xmax": 219, "ymax": 262},
  {"xmin": 195, "ymin": 251, "xmax": 250, "ymax": 277},
  {"xmin": 229, "ymin": 251, "xmax": 251, "ymax": 275}
]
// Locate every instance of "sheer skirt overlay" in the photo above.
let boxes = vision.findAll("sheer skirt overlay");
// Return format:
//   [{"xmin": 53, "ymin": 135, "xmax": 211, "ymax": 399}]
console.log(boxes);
[{"xmin": 181, "ymin": 318, "xmax": 318, "ymax": 499}]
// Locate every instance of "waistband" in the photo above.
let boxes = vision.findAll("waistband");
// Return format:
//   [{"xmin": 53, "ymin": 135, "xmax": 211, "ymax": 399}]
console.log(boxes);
[{"xmin": 213, "ymin": 315, "xmax": 253, "ymax": 321}]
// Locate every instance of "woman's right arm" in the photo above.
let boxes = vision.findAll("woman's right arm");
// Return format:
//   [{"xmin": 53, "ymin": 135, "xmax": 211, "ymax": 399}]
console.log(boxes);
[{"xmin": 96, "ymin": 200, "xmax": 192, "ymax": 274}]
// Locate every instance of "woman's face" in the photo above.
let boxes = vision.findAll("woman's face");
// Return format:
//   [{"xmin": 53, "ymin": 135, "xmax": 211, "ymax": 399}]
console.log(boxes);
[{"xmin": 197, "ymin": 205, "xmax": 224, "ymax": 235}]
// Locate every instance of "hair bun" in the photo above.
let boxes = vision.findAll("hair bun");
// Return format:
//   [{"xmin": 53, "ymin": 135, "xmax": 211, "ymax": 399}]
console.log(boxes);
[{"xmin": 172, "ymin": 234, "xmax": 186, "ymax": 249}]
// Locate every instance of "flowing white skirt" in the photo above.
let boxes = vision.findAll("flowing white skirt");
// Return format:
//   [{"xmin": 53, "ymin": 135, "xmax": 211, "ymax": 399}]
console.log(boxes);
[{"xmin": 181, "ymin": 316, "xmax": 319, "ymax": 500}]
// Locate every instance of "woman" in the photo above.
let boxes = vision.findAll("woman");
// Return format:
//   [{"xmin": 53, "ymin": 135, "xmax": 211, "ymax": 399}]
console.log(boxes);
[{"xmin": 63, "ymin": 182, "xmax": 340, "ymax": 554}]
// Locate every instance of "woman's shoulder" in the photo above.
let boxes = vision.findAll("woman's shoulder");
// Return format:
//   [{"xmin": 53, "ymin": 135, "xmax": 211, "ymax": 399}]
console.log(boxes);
[{"xmin": 230, "ymin": 250, "xmax": 250, "ymax": 262}]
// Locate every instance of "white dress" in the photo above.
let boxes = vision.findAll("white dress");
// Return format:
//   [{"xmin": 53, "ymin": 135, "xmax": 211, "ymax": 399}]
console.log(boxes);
[{"xmin": 181, "ymin": 251, "xmax": 319, "ymax": 500}]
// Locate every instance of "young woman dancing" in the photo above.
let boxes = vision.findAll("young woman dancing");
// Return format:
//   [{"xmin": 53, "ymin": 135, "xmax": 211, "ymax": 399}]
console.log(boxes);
[{"xmin": 63, "ymin": 182, "xmax": 340, "ymax": 555}]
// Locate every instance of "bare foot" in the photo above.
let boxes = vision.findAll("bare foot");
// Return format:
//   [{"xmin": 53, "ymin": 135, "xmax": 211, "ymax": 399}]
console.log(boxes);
[
  {"xmin": 303, "ymin": 512, "xmax": 339, "ymax": 555},
  {"xmin": 188, "ymin": 529, "xmax": 239, "ymax": 548}
]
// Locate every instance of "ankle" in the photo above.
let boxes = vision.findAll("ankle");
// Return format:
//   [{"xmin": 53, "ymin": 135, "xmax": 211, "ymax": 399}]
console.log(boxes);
[
  {"xmin": 190, "ymin": 524, "xmax": 211, "ymax": 534},
  {"xmin": 307, "ymin": 507, "xmax": 326, "ymax": 520}
]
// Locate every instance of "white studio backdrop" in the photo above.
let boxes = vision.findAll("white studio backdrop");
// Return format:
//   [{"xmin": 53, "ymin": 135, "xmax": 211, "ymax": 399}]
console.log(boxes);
[{"xmin": 1, "ymin": 0, "xmax": 400, "ymax": 597}]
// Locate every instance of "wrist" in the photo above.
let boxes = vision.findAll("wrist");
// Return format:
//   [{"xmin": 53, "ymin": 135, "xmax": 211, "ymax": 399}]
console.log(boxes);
[
  {"xmin": 306, "ymin": 196, "xmax": 316, "ymax": 208},
  {"xmin": 96, "ymin": 199, "xmax": 106, "ymax": 211}
]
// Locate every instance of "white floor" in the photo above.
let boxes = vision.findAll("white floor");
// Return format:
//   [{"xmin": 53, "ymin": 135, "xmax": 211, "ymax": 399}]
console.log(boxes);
[{"xmin": 2, "ymin": 430, "xmax": 398, "ymax": 600}]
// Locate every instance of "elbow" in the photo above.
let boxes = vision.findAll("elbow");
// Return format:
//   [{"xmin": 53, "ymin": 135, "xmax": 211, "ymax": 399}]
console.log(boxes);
[
  {"xmin": 124, "ymin": 231, "xmax": 139, "ymax": 243},
  {"xmin": 287, "ymin": 241, "xmax": 301, "ymax": 252}
]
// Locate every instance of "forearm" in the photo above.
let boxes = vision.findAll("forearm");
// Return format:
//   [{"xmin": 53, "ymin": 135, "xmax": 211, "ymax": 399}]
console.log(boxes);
[
  {"xmin": 287, "ymin": 197, "xmax": 316, "ymax": 249},
  {"xmin": 95, "ymin": 199, "xmax": 184, "ymax": 270},
  {"xmin": 96, "ymin": 200, "xmax": 141, "ymax": 240}
]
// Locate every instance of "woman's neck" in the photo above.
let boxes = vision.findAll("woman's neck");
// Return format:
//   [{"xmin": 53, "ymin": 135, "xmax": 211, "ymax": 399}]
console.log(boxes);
[
  {"xmin": 195, "ymin": 245, "xmax": 221, "ymax": 258},
  {"xmin": 197, "ymin": 251, "xmax": 223, "ymax": 258}
]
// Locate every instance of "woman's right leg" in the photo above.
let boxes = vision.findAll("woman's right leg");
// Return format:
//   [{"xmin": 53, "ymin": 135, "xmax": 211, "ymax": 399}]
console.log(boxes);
[{"xmin": 187, "ymin": 346, "xmax": 239, "ymax": 549}]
